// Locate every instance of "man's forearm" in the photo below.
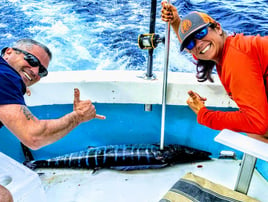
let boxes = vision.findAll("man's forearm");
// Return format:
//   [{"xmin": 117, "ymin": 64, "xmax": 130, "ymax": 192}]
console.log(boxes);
[{"xmin": 27, "ymin": 111, "xmax": 81, "ymax": 149}]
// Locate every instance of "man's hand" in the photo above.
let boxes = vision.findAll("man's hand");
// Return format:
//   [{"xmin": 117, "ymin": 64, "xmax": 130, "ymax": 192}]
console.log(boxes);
[
  {"xmin": 73, "ymin": 88, "xmax": 106, "ymax": 124},
  {"xmin": 186, "ymin": 90, "xmax": 207, "ymax": 114}
]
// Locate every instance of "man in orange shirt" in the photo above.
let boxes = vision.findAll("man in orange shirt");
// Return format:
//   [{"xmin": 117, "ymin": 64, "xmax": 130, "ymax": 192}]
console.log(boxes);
[{"xmin": 161, "ymin": 2, "xmax": 268, "ymax": 142}]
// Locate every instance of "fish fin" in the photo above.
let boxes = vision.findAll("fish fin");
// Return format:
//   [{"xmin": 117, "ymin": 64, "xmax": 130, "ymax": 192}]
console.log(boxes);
[
  {"xmin": 20, "ymin": 142, "xmax": 35, "ymax": 161},
  {"xmin": 23, "ymin": 161, "xmax": 37, "ymax": 170},
  {"xmin": 92, "ymin": 167, "xmax": 101, "ymax": 174}
]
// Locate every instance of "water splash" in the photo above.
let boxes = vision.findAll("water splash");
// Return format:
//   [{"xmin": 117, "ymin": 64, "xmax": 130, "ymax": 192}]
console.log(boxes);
[{"xmin": 0, "ymin": 0, "xmax": 267, "ymax": 73}]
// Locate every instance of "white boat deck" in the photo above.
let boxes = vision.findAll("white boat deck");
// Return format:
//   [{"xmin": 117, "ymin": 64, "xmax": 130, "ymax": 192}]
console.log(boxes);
[{"xmin": 38, "ymin": 159, "xmax": 268, "ymax": 202}]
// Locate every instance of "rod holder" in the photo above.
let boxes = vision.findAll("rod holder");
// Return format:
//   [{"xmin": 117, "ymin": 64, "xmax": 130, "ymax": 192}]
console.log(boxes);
[{"xmin": 144, "ymin": 104, "xmax": 152, "ymax": 112}]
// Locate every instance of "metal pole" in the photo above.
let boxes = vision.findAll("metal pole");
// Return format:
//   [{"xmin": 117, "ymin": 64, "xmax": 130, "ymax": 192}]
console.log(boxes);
[
  {"xmin": 235, "ymin": 153, "xmax": 257, "ymax": 194},
  {"xmin": 160, "ymin": 0, "xmax": 171, "ymax": 150},
  {"xmin": 144, "ymin": 0, "xmax": 157, "ymax": 112},
  {"xmin": 146, "ymin": 0, "xmax": 157, "ymax": 78}
]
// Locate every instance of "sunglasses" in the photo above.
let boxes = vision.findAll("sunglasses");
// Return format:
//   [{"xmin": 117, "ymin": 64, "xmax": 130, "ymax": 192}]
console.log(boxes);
[
  {"xmin": 184, "ymin": 24, "xmax": 211, "ymax": 51},
  {"xmin": 12, "ymin": 47, "xmax": 48, "ymax": 78}
]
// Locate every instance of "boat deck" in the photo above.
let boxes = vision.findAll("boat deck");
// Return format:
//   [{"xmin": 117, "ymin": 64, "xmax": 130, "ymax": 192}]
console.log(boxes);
[{"xmin": 38, "ymin": 158, "xmax": 268, "ymax": 202}]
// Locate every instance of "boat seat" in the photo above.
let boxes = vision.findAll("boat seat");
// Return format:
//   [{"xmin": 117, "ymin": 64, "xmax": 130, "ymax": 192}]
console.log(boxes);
[{"xmin": 214, "ymin": 129, "xmax": 268, "ymax": 194}]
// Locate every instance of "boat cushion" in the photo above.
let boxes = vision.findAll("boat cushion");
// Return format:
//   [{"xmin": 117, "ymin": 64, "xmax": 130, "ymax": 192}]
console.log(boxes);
[{"xmin": 159, "ymin": 172, "xmax": 259, "ymax": 202}]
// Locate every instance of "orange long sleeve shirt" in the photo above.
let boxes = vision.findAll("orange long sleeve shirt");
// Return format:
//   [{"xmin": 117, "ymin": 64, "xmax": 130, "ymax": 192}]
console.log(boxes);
[{"xmin": 197, "ymin": 34, "xmax": 268, "ymax": 135}]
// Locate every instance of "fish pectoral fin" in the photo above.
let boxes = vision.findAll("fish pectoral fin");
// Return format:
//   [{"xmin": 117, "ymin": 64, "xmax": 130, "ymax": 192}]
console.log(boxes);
[{"xmin": 92, "ymin": 167, "xmax": 101, "ymax": 174}]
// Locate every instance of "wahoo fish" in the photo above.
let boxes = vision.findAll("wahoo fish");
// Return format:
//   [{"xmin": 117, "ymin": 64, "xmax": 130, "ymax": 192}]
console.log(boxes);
[{"xmin": 23, "ymin": 144, "xmax": 211, "ymax": 171}]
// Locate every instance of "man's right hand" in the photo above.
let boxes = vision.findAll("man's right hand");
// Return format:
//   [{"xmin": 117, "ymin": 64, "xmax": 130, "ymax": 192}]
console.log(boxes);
[{"xmin": 73, "ymin": 88, "xmax": 106, "ymax": 124}]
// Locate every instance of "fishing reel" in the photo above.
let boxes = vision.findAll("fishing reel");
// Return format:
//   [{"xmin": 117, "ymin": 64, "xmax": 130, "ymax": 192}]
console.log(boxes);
[{"xmin": 138, "ymin": 33, "xmax": 164, "ymax": 49}]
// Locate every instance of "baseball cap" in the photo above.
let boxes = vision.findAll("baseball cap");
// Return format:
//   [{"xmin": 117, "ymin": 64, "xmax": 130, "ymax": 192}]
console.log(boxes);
[{"xmin": 178, "ymin": 11, "xmax": 216, "ymax": 51}]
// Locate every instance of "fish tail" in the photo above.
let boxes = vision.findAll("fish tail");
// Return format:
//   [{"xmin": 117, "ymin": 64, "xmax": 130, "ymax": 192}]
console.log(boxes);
[
  {"xmin": 20, "ymin": 142, "xmax": 34, "ymax": 161},
  {"xmin": 23, "ymin": 160, "xmax": 37, "ymax": 170}
]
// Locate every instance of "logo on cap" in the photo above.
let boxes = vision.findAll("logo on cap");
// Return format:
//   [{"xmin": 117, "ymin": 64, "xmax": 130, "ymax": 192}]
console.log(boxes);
[{"xmin": 180, "ymin": 19, "xmax": 192, "ymax": 34}]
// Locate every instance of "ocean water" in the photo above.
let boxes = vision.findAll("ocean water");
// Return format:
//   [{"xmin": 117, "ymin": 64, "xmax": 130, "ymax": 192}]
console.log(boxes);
[{"xmin": 0, "ymin": 0, "xmax": 267, "ymax": 72}]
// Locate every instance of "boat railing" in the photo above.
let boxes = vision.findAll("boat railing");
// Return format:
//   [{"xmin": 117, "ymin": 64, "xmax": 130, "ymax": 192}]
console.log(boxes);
[{"xmin": 215, "ymin": 129, "xmax": 268, "ymax": 194}]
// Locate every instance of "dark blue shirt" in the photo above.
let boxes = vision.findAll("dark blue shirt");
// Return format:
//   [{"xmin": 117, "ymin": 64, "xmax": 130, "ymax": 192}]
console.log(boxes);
[{"xmin": 0, "ymin": 56, "xmax": 26, "ymax": 128}]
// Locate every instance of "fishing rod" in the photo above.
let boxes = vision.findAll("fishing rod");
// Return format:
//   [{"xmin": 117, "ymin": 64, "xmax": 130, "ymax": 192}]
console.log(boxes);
[
  {"xmin": 138, "ymin": 0, "xmax": 163, "ymax": 112},
  {"xmin": 160, "ymin": 0, "xmax": 171, "ymax": 150}
]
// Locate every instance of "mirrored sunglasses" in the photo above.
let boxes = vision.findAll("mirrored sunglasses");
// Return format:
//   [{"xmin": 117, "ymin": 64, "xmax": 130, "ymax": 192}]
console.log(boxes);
[
  {"xmin": 184, "ymin": 24, "xmax": 210, "ymax": 51},
  {"xmin": 12, "ymin": 47, "xmax": 48, "ymax": 78}
]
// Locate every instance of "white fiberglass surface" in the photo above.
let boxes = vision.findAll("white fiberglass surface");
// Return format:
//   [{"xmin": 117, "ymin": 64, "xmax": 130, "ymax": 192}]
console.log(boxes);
[{"xmin": 38, "ymin": 159, "xmax": 268, "ymax": 202}]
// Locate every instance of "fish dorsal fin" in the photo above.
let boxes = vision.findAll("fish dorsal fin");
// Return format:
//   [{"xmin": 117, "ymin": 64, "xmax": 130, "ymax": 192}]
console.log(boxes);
[{"xmin": 87, "ymin": 146, "xmax": 96, "ymax": 149}]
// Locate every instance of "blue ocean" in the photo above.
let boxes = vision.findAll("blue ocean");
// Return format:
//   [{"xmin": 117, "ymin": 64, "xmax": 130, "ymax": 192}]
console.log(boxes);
[{"xmin": 0, "ymin": 0, "xmax": 267, "ymax": 72}]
